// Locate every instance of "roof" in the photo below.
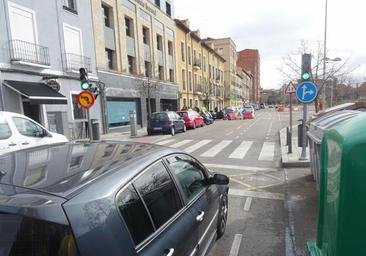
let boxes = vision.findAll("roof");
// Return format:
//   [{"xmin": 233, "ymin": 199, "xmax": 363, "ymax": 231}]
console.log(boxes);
[{"xmin": 0, "ymin": 141, "xmax": 178, "ymax": 199}]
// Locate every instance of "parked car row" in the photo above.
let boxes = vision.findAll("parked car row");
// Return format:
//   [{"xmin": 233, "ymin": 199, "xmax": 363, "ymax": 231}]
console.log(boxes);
[{"xmin": 147, "ymin": 110, "xmax": 215, "ymax": 136}]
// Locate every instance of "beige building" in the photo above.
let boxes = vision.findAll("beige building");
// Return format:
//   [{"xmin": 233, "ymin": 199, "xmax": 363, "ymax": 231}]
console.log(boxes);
[
  {"xmin": 203, "ymin": 38, "xmax": 238, "ymax": 106},
  {"xmin": 91, "ymin": 0, "xmax": 178, "ymax": 130},
  {"xmin": 175, "ymin": 20, "xmax": 225, "ymax": 111}
]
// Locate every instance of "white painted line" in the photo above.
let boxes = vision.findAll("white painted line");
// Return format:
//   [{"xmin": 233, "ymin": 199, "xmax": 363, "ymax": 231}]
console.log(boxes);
[
  {"xmin": 235, "ymin": 136, "xmax": 239, "ymax": 139},
  {"xmin": 203, "ymin": 163, "xmax": 277, "ymax": 172},
  {"xmin": 184, "ymin": 140, "xmax": 212, "ymax": 153},
  {"xmin": 229, "ymin": 188, "xmax": 284, "ymax": 200},
  {"xmin": 229, "ymin": 234, "xmax": 243, "ymax": 256},
  {"xmin": 201, "ymin": 140, "xmax": 232, "ymax": 157},
  {"xmin": 258, "ymin": 142, "xmax": 275, "ymax": 161},
  {"xmin": 169, "ymin": 140, "xmax": 193, "ymax": 148},
  {"xmin": 226, "ymin": 131, "xmax": 233, "ymax": 136},
  {"xmin": 244, "ymin": 197, "xmax": 252, "ymax": 211},
  {"xmin": 156, "ymin": 139, "xmax": 175, "ymax": 145},
  {"xmin": 228, "ymin": 141, "xmax": 253, "ymax": 159}
]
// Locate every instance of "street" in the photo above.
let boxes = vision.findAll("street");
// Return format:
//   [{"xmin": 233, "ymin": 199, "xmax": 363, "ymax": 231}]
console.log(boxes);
[{"xmin": 136, "ymin": 108, "xmax": 317, "ymax": 256}]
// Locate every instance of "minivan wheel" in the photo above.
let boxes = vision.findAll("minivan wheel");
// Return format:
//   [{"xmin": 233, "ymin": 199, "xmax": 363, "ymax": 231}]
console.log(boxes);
[
  {"xmin": 217, "ymin": 194, "xmax": 228, "ymax": 239},
  {"xmin": 171, "ymin": 126, "xmax": 175, "ymax": 136}
]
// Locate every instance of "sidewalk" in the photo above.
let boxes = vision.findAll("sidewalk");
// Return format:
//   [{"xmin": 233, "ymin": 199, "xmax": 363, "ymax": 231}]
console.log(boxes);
[
  {"xmin": 279, "ymin": 126, "xmax": 310, "ymax": 168},
  {"xmin": 100, "ymin": 127, "xmax": 172, "ymax": 144}
]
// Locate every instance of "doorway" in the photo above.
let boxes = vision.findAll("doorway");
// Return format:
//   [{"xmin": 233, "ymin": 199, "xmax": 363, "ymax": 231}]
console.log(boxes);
[{"xmin": 23, "ymin": 102, "xmax": 41, "ymax": 123}]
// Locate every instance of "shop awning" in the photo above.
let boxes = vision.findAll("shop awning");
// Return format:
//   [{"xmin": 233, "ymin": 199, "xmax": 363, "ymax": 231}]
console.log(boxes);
[{"xmin": 3, "ymin": 80, "xmax": 67, "ymax": 104}]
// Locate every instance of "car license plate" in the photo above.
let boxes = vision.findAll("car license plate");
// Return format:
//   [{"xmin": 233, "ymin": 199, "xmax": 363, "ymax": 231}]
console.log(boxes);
[{"xmin": 153, "ymin": 127, "xmax": 162, "ymax": 130}]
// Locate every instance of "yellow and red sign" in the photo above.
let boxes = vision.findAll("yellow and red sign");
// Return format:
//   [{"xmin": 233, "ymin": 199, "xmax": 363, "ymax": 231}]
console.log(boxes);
[{"xmin": 77, "ymin": 91, "xmax": 95, "ymax": 109}]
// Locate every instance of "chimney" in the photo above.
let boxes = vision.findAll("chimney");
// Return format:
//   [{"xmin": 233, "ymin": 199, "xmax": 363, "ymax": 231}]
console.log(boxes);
[
  {"xmin": 181, "ymin": 19, "xmax": 190, "ymax": 28},
  {"xmin": 192, "ymin": 29, "xmax": 201, "ymax": 37}
]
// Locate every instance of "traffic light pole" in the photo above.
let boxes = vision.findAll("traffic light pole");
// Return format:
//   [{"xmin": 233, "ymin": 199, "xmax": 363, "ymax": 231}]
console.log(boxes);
[
  {"xmin": 86, "ymin": 108, "xmax": 93, "ymax": 140},
  {"xmin": 299, "ymin": 104, "xmax": 308, "ymax": 160}
]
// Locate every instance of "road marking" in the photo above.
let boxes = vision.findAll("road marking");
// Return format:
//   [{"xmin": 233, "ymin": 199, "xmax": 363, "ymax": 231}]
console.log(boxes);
[
  {"xmin": 169, "ymin": 140, "xmax": 193, "ymax": 148},
  {"xmin": 229, "ymin": 234, "xmax": 243, "ymax": 256},
  {"xmin": 244, "ymin": 197, "xmax": 252, "ymax": 211},
  {"xmin": 184, "ymin": 140, "xmax": 212, "ymax": 153},
  {"xmin": 228, "ymin": 141, "xmax": 253, "ymax": 159},
  {"xmin": 235, "ymin": 136, "xmax": 239, "ymax": 139},
  {"xmin": 156, "ymin": 139, "xmax": 175, "ymax": 145},
  {"xmin": 230, "ymin": 177, "xmax": 255, "ymax": 189},
  {"xmin": 201, "ymin": 140, "xmax": 232, "ymax": 157},
  {"xmin": 204, "ymin": 163, "xmax": 277, "ymax": 172},
  {"xmin": 229, "ymin": 188, "xmax": 284, "ymax": 200},
  {"xmin": 226, "ymin": 131, "xmax": 233, "ymax": 136},
  {"xmin": 258, "ymin": 142, "xmax": 275, "ymax": 161}
]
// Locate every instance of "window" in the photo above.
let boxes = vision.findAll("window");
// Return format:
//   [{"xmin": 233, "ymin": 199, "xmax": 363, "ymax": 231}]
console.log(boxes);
[
  {"xmin": 166, "ymin": 2, "xmax": 171, "ymax": 17},
  {"xmin": 72, "ymin": 94, "xmax": 87, "ymax": 120},
  {"xmin": 168, "ymin": 41, "xmax": 173, "ymax": 56},
  {"xmin": 195, "ymin": 100, "xmax": 198, "ymax": 108},
  {"xmin": 133, "ymin": 161, "xmax": 182, "ymax": 229},
  {"xmin": 105, "ymin": 48, "xmax": 114, "ymax": 69},
  {"xmin": 142, "ymin": 26, "xmax": 149, "ymax": 45},
  {"xmin": 145, "ymin": 61, "xmax": 152, "ymax": 77},
  {"xmin": 158, "ymin": 65, "xmax": 164, "ymax": 80},
  {"xmin": 156, "ymin": 34, "xmax": 163, "ymax": 51},
  {"xmin": 167, "ymin": 155, "xmax": 207, "ymax": 201},
  {"xmin": 0, "ymin": 214, "xmax": 78, "ymax": 256},
  {"xmin": 0, "ymin": 118, "xmax": 11, "ymax": 140},
  {"xmin": 189, "ymin": 71, "xmax": 192, "ymax": 91},
  {"xmin": 117, "ymin": 185, "xmax": 155, "ymax": 246},
  {"xmin": 63, "ymin": 0, "xmax": 77, "ymax": 13},
  {"xmin": 155, "ymin": 0, "xmax": 160, "ymax": 7},
  {"xmin": 181, "ymin": 42, "xmax": 185, "ymax": 62},
  {"xmin": 193, "ymin": 49, "xmax": 196, "ymax": 61},
  {"xmin": 209, "ymin": 64, "xmax": 211, "ymax": 78},
  {"xmin": 189, "ymin": 99, "xmax": 193, "ymax": 108},
  {"xmin": 11, "ymin": 117, "xmax": 44, "ymax": 137},
  {"xmin": 183, "ymin": 98, "xmax": 187, "ymax": 108},
  {"xmin": 128, "ymin": 55, "xmax": 135, "ymax": 74},
  {"xmin": 187, "ymin": 46, "xmax": 191, "ymax": 65},
  {"xmin": 169, "ymin": 69, "xmax": 174, "ymax": 82},
  {"xmin": 182, "ymin": 69, "xmax": 186, "ymax": 90},
  {"xmin": 102, "ymin": 4, "xmax": 111, "ymax": 28},
  {"xmin": 217, "ymin": 48, "xmax": 224, "ymax": 56},
  {"xmin": 125, "ymin": 16, "xmax": 133, "ymax": 38}
]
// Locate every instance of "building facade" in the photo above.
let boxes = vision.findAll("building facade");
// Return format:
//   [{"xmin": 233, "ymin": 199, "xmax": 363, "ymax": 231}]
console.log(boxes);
[
  {"xmin": 203, "ymin": 38, "xmax": 238, "ymax": 107},
  {"xmin": 237, "ymin": 49, "xmax": 261, "ymax": 103},
  {"xmin": 91, "ymin": 0, "xmax": 177, "ymax": 131},
  {"xmin": 175, "ymin": 20, "xmax": 225, "ymax": 111},
  {"xmin": 0, "ymin": 0, "xmax": 101, "ymax": 139}
]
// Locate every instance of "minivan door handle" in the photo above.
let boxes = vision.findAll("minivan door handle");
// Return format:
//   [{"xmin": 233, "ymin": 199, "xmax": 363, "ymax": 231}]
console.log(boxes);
[
  {"xmin": 8, "ymin": 143, "xmax": 17, "ymax": 147},
  {"xmin": 164, "ymin": 248, "xmax": 174, "ymax": 256},
  {"xmin": 196, "ymin": 211, "xmax": 205, "ymax": 222},
  {"xmin": 21, "ymin": 142, "xmax": 30, "ymax": 145}
]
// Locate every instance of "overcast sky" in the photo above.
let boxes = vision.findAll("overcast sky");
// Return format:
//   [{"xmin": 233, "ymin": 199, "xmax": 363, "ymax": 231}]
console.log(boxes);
[{"xmin": 175, "ymin": 0, "xmax": 366, "ymax": 89}]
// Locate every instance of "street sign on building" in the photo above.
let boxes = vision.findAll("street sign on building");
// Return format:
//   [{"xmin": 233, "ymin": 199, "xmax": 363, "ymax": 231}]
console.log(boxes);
[
  {"xmin": 77, "ymin": 91, "xmax": 95, "ymax": 109},
  {"xmin": 285, "ymin": 82, "xmax": 296, "ymax": 94},
  {"xmin": 296, "ymin": 82, "xmax": 317, "ymax": 103}
]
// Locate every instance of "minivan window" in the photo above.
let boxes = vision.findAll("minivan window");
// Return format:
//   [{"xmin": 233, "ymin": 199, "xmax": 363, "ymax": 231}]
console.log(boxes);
[
  {"xmin": 133, "ymin": 161, "xmax": 182, "ymax": 229},
  {"xmin": 167, "ymin": 112, "xmax": 176, "ymax": 119},
  {"xmin": 117, "ymin": 185, "xmax": 155, "ymax": 246},
  {"xmin": 167, "ymin": 156, "xmax": 207, "ymax": 202},
  {"xmin": 12, "ymin": 117, "xmax": 44, "ymax": 137},
  {"xmin": 0, "ymin": 118, "xmax": 12, "ymax": 140},
  {"xmin": 0, "ymin": 213, "xmax": 78, "ymax": 256}
]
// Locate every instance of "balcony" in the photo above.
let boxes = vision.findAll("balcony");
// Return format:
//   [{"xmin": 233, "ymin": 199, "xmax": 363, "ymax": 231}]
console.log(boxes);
[
  {"xmin": 63, "ymin": 53, "xmax": 91, "ymax": 72},
  {"xmin": 9, "ymin": 40, "xmax": 50, "ymax": 67},
  {"xmin": 193, "ymin": 58, "xmax": 201, "ymax": 70}
]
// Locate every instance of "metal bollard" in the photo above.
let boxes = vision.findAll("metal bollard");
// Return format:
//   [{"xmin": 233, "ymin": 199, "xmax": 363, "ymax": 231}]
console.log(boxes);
[{"xmin": 129, "ymin": 110, "xmax": 137, "ymax": 137}]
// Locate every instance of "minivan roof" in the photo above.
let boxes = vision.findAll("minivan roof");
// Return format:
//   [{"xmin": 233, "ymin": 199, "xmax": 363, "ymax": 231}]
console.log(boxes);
[{"xmin": 0, "ymin": 141, "xmax": 178, "ymax": 200}]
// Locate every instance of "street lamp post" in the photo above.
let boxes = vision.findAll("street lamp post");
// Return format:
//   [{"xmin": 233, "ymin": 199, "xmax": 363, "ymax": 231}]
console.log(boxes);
[{"xmin": 322, "ymin": 0, "xmax": 328, "ymax": 109}]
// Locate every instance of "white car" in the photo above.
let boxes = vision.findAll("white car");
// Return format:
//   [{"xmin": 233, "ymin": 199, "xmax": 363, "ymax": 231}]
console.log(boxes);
[{"xmin": 0, "ymin": 111, "xmax": 68, "ymax": 154}]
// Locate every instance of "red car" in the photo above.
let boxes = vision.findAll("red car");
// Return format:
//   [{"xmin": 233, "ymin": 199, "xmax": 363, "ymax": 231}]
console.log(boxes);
[
  {"xmin": 177, "ymin": 110, "xmax": 204, "ymax": 129},
  {"xmin": 243, "ymin": 106, "xmax": 255, "ymax": 119},
  {"xmin": 226, "ymin": 109, "xmax": 235, "ymax": 120}
]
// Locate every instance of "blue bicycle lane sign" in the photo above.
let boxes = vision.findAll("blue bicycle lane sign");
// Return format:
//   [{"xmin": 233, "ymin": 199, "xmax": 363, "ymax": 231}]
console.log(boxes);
[{"xmin": 296, "ymin": 82, "xmax": 318, "ymax": 103}]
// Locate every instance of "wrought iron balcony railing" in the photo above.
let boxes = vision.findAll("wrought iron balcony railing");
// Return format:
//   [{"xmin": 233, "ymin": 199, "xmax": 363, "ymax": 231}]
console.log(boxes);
[
  {"xmin": 63, "ymin": 53, "xmax": 91, "ymax": 72},
  {"xmin": 9, "ymin": 40, "xmax": 50, "ymax": 66}
]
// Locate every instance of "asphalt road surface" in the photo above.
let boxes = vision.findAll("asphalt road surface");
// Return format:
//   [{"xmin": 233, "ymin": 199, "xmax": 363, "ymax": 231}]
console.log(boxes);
[{"xmin": 136, "ymin": 108, "xmax": 317, "ymax": 256}]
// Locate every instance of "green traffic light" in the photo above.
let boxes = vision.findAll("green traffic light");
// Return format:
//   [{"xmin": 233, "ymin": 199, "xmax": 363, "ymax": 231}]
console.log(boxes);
[
  {"xmin": 302, "ymin": 72, "xmax": 310, "ymax": 80},
  {"xmin": 81, "ymin": 81, "xmax": 90, "ymax": 90}
]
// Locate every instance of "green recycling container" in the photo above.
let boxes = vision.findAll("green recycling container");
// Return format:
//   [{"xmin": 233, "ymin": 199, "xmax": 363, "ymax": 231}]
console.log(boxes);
[{"xmin": 307, "ymin": 113, "xmax": 366, "ymax": 256}]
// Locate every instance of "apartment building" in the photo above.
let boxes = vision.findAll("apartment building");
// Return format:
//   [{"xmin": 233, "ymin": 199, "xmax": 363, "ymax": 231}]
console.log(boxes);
[
  {"xmin": 0, "ymin": 0, "xmax": 100, "ymax": 138},
  {"xmin": 91, "ymin": 0, "xmax": 177, "ymax": 131},
  {"xmin": 237, "ymin": 49, "xmax": 261, "ymax": 102},
  {"xmin": 236, "ymin": 68, "xmax": 252, "ymax": 104},
  {"xmin": 203, "ymin": 38, "xmax": 238, "ymax": 106},
  {"xmin": 175, "ymin": 20, "xmax": 225, "ymax": 111}
]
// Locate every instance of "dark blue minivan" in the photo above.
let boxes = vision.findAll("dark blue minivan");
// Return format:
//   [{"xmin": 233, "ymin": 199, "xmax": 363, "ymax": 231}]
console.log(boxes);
[
  {"xmin": 0, "ymin": 142, "xmax": 229, "ymax": 256},
  {"xmin": 148, "ymin": 111, "xmax": 186, "ymax": 136}
]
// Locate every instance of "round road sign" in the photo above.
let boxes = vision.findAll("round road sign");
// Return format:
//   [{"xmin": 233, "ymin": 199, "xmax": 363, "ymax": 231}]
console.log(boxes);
[
  {"xmin": 77, "ymin": 91, "xmax": 95, "ymax": 109},
  {"xmin": 296, "ymin": 82, "xmax": 318, "ymax": 104}
]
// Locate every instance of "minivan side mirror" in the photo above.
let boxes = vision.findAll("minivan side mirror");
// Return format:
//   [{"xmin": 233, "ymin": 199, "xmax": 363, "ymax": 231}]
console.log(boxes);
[{"xmin": 210, "ymin": 174, "xmax": 229, "ymax": 185}]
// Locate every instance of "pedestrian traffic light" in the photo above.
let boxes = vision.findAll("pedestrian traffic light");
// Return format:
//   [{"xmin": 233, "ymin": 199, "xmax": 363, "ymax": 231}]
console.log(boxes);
[
  {"xmin": 79, "ymin": 68, "xmax": 90, "ymax": 90},
  {"xmin": 301, "ymin": 54, "xmax": 312, "ymax": 81}
]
